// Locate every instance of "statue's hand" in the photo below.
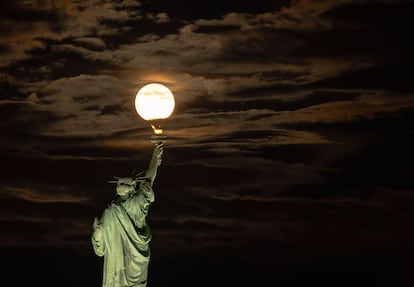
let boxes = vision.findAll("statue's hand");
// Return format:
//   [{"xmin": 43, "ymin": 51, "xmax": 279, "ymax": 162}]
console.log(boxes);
[
  {"xmin": 93, "ymin": 217, "xmax": 103, "ymax": 240},
  {"xmin": 93, "ymin": 217, "xmax": 100, "ymax": 230},
  {"xmin": 155, "ymin": 142, "xmax": 163, "ymax": 152}
]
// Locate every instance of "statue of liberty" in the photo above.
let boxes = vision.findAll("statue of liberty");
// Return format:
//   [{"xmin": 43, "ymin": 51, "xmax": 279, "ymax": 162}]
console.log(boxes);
[{"xmin": 91, "ymin": 143, "xmax": 163, "ymax": 287}]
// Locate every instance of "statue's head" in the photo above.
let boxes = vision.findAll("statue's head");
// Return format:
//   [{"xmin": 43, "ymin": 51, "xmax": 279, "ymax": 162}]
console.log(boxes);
[{"xmin": 110, "ymin": 177, "xmax": 136, "ymax": 197}]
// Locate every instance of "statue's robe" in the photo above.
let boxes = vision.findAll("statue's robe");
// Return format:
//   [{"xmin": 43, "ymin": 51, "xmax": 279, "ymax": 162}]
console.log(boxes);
[{"xmin": 92, "ymin": 181, "xmax": 155, "ymax": 287}]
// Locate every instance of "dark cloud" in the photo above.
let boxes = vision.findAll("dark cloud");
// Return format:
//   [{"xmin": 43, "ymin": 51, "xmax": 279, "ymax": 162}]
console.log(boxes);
[
  {"xmin": 295, "ymin": 2, "xmax": 414, "ymax": 62},
  {"xmin": 140, "ymin": 0, "xmax": 285, "ymax": 20},
  {"xmin": 323, "ymin": 1, "xmax": 414, "ymax": 31},
  {"xmin": 0, "ymin": 1, "xmax": 62, "ymax": 24},
  {"xmin": 306, "ymin": 64, "xmax": 414, "ymax": 92}
]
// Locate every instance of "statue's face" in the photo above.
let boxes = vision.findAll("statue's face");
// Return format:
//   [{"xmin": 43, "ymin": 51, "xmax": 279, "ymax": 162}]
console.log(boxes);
[{"xmin": 116, "ymin": 177, "xmax": 136, "ymax": 196}]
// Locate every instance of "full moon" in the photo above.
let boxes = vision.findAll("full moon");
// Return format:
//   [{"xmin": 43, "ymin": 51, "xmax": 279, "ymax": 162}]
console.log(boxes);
[{"xmin": 135, "ymin": 83, "xmax": 175, "ymax": 121}]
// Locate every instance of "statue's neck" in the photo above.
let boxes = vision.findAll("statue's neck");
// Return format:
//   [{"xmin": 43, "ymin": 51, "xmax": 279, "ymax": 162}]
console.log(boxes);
[{"xmin": 114, "ymin": 194, "xmax": 129, "ymax": 203}]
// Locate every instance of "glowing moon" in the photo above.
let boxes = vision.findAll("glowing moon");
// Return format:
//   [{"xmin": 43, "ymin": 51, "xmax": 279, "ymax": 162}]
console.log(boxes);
[{"xmin": 135, "ymin": 83, "xmax": 175, "ymax": 121}]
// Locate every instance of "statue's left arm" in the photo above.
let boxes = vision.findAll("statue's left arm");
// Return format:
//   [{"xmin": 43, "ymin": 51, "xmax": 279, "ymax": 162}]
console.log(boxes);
[{"xmin": 91, "ymin": 216, "xmax": 105, "ymax": 256}]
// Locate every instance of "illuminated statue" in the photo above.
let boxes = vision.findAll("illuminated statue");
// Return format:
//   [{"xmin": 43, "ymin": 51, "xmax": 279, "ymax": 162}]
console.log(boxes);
[{"xmin": 92, "ymin": 144, "xmax": 163, "ymax": 287}]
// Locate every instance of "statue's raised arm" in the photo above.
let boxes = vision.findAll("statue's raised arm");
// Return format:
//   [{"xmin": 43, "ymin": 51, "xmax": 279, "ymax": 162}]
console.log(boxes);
[{"xmin": 145, "ymin": 143, "xmax": 163, "ymax": 186}]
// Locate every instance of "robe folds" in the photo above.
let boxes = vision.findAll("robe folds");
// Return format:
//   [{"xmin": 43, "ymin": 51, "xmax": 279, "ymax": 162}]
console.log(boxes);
[{"xmin": 92, "ymin": 182, "xmax": 155, "ymax": 287}]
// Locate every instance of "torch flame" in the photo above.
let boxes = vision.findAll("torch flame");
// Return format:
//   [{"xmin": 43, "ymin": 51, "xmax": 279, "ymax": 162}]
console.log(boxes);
[{"xmin": 151, "ymin": 124, "xmax": 163, "ymax": 135}]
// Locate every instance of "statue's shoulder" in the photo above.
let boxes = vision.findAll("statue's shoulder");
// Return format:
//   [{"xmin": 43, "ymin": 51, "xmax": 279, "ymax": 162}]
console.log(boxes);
[
  {"xmin": 101, "ymin": 201, "xmax": 122, "ymax": 219},
  {"xmin": 105, "ymin": 201, "xmax": 120, "ymax": 213}
]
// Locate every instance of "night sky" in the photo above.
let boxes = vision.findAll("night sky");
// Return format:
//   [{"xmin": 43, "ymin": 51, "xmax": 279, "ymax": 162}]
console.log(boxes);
[{"xmin": 1, "ymin": 0, "xmax": 414, "ymax": 286}]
